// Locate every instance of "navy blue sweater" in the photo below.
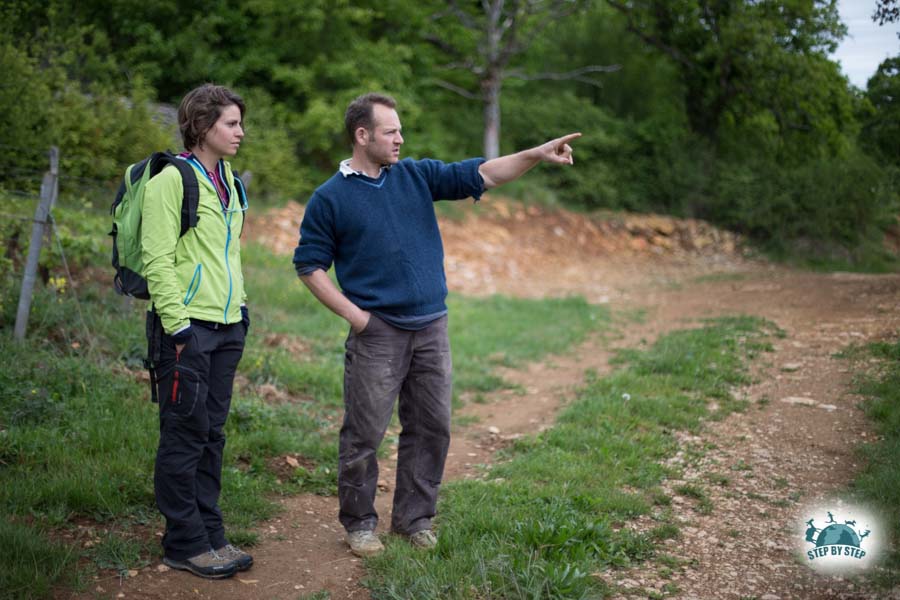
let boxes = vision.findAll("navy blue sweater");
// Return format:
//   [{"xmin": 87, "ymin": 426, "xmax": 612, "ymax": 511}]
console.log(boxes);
[{"xmin": 293, "ymin": 157, "xmax": 485, "ymax": 318}]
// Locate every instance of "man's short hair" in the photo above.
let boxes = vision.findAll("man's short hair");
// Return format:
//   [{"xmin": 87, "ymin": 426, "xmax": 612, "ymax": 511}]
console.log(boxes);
[
  {"xmin": 345, "ymin": 93, "xmax": 397, "ymax": 145},
  {"xmin": 178, "ymin": 84, "xmax": 245, "ymax": 151}
]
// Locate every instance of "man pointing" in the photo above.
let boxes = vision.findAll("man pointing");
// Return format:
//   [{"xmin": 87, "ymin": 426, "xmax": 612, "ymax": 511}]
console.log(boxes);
[{"xmin": 293, "ymin": 92, "xmax": 579, "ymax": 557}]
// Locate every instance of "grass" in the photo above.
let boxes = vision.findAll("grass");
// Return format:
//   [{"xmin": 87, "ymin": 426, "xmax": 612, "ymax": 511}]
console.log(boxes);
[
  {"xmin": 0, "ymin": 519, "xmax": 79, "ymax": 600},
  {"xmin": 88, "ymin": 530, "xmax": 153, "ymax": 574},
  {"xmin": 849, "ymin": 338, "xmax": 900, "ymax": 588},
  {"xmin": 802, "ymin": 251, "xmax": 900, "ymax": 275},
  {"xmin": 0, "ymin": 210, "xmax": 609, "ymax": 598},
  {"xmin": 706, "ymin": 472, "xmax": 731, "ymax": 487},
  {"xmin": 298, "ymin": 592, "xmax": 332, "ymax": 600},
  {"xmin": 674, "ymin": 484, "xmax": 713, "ymax": 514},
  {"xmin": 761, "ymin": 236, "xmax": 900, "ymax": 274},
  {"xmin": 449, "ymin": 294, "xmax": 606, "ymax": 394},
  {"xmin": 364, "ymin": 316, "xmax": 776, "ymax": 599},
  {"xmin": 691, "ymin": 272, "xmax": 748, "ymax": 284}
]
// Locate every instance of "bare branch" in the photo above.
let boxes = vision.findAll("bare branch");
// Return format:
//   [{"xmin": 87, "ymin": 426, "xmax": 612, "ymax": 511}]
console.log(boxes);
[
  {"xmin": 498, "ymin": 0, "xmax": 581, "ymax": 65},
  {"xmin": 440, "ymin": 60, "xmax": 486, "ymax": 76},
  {"xmin": 423, "ymin": 34, "xmax": 466, "ymax": 60},
  {"xmin": 496, "ymin": 0, "xmax": 517, "ymax": 40},
  {"xmin": 445, "ymin": 0, "xmax": 480, "ymax": 30},
  {"xmin": 769, "ymin": 103, "xmax": 813, "ymax": 133},
  {"xmin": 605, "ymin": 0, "xmax": 697, "ymax": 70},
  {"xmin": 495, "ymin": 1, "xmax": 521, "ymax": 64},
  {"xmin": 429, "ymin": 6, "xmax": 454, "ymax": 21},
  {"xmin": 506, "ymin": 64, "xmax": 622, "ymax": 86},
  {"xmin": 431, "ymin": 79, "xmax": 480, "ymax": 100}
]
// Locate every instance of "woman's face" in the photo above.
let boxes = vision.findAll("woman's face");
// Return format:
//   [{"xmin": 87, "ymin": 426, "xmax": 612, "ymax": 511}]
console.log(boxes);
[{"xmin": 201, "ymin": 104, "xmax": 244, "ymax": 158}]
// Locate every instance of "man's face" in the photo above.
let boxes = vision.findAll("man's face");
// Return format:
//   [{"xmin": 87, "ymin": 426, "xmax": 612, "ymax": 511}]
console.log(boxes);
[{"xmin": 363, "ymin": 104, "xmax": 404, "ymax": 166}]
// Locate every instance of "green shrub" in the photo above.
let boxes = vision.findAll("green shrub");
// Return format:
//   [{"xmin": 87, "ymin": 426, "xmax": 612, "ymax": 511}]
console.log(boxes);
[
  {"xmin": 229, "ymin": 88, "xmax": 314, "ymax": 204},
  {"xmin": 1, "ymin": 30, "xmax": 171, "ymax": 194},
  {"xmin": 711, "ymin": 150, "xmax": 898, "ymax": 259}
]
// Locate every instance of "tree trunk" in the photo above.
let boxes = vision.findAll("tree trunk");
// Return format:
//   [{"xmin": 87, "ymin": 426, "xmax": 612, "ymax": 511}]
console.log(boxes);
[{"xmin": 482, "ymin": 75, "xmax": 501, "ymax": 160}]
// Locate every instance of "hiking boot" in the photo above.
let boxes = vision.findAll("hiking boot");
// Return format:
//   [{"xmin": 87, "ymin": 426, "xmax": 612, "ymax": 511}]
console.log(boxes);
[
  {"xmin": 346, "ymin": 529, "xmax": 384, "ymax": 557},
  {"xmin": 409, "ymin": 529, "xmax": 438, "ymax": 550},
  {"xmin": 162, "ymin": 549, "xmax": 237, "ymax": 579},
  {"xmin": 215, "ymin": 544, "xmax": 253, "ymax": 571}
]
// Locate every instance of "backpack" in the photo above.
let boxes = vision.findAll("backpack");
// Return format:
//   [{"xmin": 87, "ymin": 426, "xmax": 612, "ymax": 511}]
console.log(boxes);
[
  {"xmin": 109, "ymin": 151, "xmax": 248, "ymax": 299},
  {"xmin": 109, "ymin": 151, "xmax": 200, "ymax": 300}
]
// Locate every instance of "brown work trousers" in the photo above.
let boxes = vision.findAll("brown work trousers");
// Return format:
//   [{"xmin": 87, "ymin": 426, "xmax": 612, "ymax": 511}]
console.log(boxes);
[{"xmin": 338, "ymin": 314, "xmax": 452, "ymax": 536}]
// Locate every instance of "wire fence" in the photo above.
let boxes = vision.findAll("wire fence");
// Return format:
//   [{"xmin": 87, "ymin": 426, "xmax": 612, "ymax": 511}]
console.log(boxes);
[
  {"xmin": 0, "ymin": 213, "xmax": 41, "ymax": 223},
  {"xmin": 49, "ymin": 211, "xmax": 99, "ymax": 357},
  {"xmin": 5, "ymin": 175, "xmax": 115, "ymax": 201},
  {"xmin": 2, "ymin": 189, "xmax": 43, "ymax": 200},
  {"xmin": 4, "ymin": 145, "xmax": 110, "ymax": 349},
  {"xmin": 4, "ymin": 141, "xmax": 120, "ymax": 203}
]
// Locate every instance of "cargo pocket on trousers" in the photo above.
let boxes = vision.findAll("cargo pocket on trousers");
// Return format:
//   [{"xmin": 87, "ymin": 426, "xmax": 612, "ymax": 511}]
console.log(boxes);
[{"xmin": 167, "ymin": 363, "xmax": 201, "ymax": 418}]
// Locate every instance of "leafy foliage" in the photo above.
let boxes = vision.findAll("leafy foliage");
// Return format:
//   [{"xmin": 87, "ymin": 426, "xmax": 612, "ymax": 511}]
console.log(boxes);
[
  {"xmin": 862, "ymin": 57, "xmax": 900, "ymax": 167},
  {"xmin": 1, "ymin": 0, "xmax": 897, "ymax": 257}
]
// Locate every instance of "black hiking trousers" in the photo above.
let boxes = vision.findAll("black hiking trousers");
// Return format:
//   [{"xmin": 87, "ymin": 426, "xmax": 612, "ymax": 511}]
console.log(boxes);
[{"xmin": 153, "ymin": 319, "xmax": 245, "ymax": 562}]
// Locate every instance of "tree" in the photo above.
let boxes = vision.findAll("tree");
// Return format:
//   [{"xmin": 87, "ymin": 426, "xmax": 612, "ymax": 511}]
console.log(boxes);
[
  {"xmin": 0, "ymin": 3, "xmax": 170, "ymax": 189},
  {"xmin": 862, "ymin": 56, "xmax": 900, "ymax": 165},
  {"xmin": 424, "ymin": 0, "xmax": 618, "ymax": 158},
  {"xmin": 873, "ymin": 0, "xmax": 899, "ymax": 25},
  {"xmin": 605, "ymin": 0, "xmax": 848, "ymax": 149}
]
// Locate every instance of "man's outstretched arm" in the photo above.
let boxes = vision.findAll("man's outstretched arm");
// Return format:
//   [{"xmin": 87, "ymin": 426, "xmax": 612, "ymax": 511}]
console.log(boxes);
[{"xmin": 478, "ymin": 132, "xmax": 581, "ymax": 190}]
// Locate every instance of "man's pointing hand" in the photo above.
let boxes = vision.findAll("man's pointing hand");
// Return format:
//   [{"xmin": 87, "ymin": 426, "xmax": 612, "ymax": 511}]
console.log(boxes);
[{"xmin": 538, "ymin": 132, "xmax": 581, "ymax": 165}]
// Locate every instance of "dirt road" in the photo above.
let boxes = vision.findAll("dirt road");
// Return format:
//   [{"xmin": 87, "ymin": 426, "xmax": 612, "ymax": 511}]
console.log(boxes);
[{"xmin": 104, "ymin": 202, "xmax": 900, "ymax": 600}]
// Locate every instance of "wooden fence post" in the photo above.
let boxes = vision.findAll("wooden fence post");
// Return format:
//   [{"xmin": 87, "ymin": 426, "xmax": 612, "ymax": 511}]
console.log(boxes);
[{"xmin": 14, "ymin": 147, "xmax": 59, "ymax": 341}]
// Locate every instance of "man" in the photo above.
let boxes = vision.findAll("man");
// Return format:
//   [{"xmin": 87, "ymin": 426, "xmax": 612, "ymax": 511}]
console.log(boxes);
[{"xmin": 293, "ymin": 92, "xmax": 579, "ymax": 557}]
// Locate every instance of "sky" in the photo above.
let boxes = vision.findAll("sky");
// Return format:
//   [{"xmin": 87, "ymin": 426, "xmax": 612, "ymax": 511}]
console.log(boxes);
[{"xmin": 830, "ymin": 0, "xmax": 900, "ymax": 88}]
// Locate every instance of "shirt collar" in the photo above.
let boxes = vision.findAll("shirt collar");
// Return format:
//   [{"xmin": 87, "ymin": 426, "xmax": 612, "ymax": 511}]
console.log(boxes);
[{"xmin": 339, "ymin": 158, "xmax": 391, "ymax": 178}]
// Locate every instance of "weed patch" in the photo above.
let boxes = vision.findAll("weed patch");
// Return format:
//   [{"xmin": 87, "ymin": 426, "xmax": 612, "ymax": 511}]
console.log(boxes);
[{"xmin": 0, "ymin": 519, "xmax": 78, "ymax": 600}]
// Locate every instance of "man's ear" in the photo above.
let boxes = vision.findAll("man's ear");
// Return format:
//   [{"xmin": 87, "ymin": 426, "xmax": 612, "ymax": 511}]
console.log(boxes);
[{"xmin": 355, "ymin": 127, "xmax": 369, "ymax": 146}]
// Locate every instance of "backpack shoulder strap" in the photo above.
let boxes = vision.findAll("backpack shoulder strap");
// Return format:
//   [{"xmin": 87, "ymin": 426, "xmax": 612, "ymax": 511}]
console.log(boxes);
[
  {"xmin": 109, "ymin": 156, "xmax": 152, "ymax": 215},
  {"xmin": 232, "ymin": 171, "xmax": 249, "ymax": 237},
  {"xmin": 149, "ymin": 152, "xmax": 200, "ymax": 237},
  {"xmin": 233, "ymin": 172, "xmax": 248, "ymax": 208}
]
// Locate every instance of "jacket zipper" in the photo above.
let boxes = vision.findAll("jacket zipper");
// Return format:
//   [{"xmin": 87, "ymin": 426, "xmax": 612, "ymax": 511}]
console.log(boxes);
[
  {"xmin": 183, "ymin": 156, "xmax": 237, "ymax": 323},
  {"xmin": 223, "ymin": 210, "xmax": 233, "ymax": 323}
]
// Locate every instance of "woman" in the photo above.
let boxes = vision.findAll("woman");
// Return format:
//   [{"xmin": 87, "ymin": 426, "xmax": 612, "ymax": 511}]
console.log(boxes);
[{"xmin": 141, "ymin": 84, "xmax": 251, "ymax": 579}]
